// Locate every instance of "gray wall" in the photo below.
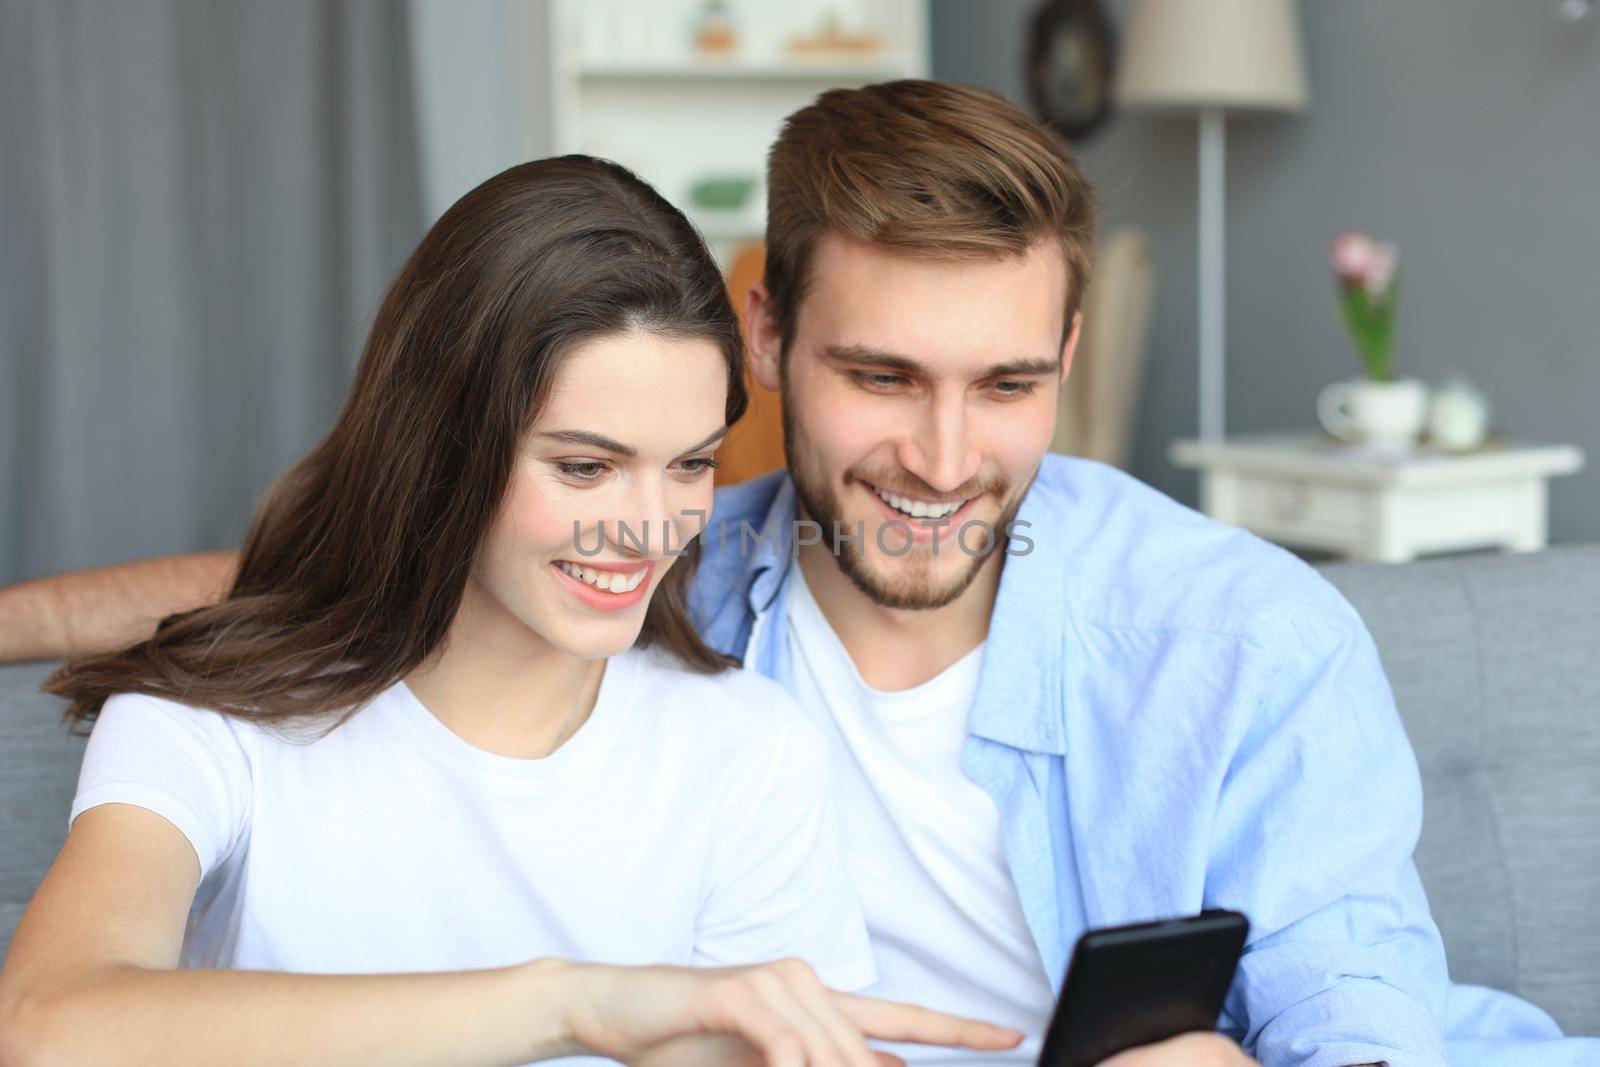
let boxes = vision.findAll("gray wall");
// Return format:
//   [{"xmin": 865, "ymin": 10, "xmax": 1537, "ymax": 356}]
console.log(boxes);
[
  {"xmin": 408, "ymin": 0, "xmax": 556, "ymax": 224},
  {"xmin": 932, "ymin": 0, "xmax": 1600, "ymax": 544}
]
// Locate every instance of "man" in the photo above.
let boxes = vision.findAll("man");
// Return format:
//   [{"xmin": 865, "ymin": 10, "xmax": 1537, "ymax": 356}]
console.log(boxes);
[{"xmin": 2, "ymin": 82, "xmax": 1591, "ymax": 1066}]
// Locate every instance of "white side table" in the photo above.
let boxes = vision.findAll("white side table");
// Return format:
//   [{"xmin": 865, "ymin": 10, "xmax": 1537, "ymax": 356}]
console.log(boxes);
[{"xmin": 1168, "ymin": 432, "xmax": 1586, "ymax": 563}]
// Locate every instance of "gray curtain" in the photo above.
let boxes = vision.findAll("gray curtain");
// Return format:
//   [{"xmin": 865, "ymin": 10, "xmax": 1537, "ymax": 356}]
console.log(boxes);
[{"xmin": 0, "ymin": 1, "xmax": 425, "ymax": 584}]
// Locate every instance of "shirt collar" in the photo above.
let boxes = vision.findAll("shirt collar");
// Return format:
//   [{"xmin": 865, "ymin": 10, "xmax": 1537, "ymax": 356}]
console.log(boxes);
[
  {"xmin": 965, "ymin": 478, "xmax": 1069, "ymax": 755},
  {"xmin": 742, "ymin": 474, "xmax": 798, "ymax": 616}
]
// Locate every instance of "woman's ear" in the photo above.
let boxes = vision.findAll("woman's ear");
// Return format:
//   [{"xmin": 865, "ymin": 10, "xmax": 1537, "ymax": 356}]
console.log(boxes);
[{"xmin": 744, "ymin": 283, "xmax": 783, "ymax": 392}]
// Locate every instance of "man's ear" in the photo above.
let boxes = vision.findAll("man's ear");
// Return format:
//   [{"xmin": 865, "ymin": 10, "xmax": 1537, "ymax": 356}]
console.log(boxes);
[
  {"xmin": 744, "ymin": 282, "xmax": 784, "ymax": 393},
  {"xmin": 1060, "ymin": 310, "xmax": 1083, "ymax": 382}
]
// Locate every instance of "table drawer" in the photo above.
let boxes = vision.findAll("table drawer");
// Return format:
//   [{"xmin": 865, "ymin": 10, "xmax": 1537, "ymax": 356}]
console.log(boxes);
[{"xmin": 1233, "ymin": 475, "xmax": 1369, "ymax": 538}]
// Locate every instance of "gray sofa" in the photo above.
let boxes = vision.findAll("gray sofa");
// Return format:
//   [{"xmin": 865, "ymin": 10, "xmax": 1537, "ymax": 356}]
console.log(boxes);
[{"xmin": 2, "ymin": 546, "xmax": 1597, "ymax": 1036}]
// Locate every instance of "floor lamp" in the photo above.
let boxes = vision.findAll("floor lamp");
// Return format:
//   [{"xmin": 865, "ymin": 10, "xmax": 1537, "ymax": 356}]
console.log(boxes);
[{"xmin": 1115, "ymin": 0, "xmax": 1308, "ymax": 443}]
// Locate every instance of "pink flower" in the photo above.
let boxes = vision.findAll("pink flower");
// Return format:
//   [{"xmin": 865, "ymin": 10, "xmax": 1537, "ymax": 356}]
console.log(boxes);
[
  {"xmin": 1331, "ymin": 230, "xmax": 1374, "ymax": 284},
  {"xmin": 1330, "ymin": 230, "xmax": 1400, "ymax": 299},
  {"xmin": 1365, "ymin": 241, "xmax": 1399, "ymax": 299}
]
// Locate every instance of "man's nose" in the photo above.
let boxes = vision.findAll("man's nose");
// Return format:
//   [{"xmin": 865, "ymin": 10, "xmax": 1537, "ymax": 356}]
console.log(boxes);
[{"xmin": 897, "ymin": 392, "xmax": 981, "ymax": 494}]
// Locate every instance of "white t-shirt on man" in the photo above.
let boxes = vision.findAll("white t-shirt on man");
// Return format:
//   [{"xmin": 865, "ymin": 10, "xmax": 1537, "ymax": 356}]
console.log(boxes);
[
  {"xmin": 783, "ymin": 564, "xmax": 1057, "ymax": 1064},
  {"xmin": 71, "ymin": 644, "xmax": 874, "ymax": 1065}
]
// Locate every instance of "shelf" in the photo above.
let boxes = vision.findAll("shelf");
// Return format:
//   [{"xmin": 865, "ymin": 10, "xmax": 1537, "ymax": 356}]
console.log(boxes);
[
  {"xmin": 576, "ymin": 59, "xmax": 907, "ymax": 83},
  {"xmin": 691, "ymin": 211, "xmax": 765, "ymax": 243},
  {"xmin": 1168, "ymin": 433, "xmax": 1586, "ymax": 489}
]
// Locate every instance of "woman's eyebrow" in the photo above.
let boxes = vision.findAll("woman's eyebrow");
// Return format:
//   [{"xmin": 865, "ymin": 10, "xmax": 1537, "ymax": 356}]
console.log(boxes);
[
  {"xmin": 684, "ymin": 425, "xmax": 731, "ymax": 453},
  {"xmin": 538, "ymin": 430, "xmax": 637, "ymax": 457},
  {"xmin": 537, "ymin": 425, "xmax": 730, "ymax": 457}
]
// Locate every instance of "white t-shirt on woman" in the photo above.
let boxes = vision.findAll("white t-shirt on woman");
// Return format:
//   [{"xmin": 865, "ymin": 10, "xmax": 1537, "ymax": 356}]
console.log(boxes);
[{"xmin": 70, "ymin": 644, "xmax": 874, "ymax": 1060}]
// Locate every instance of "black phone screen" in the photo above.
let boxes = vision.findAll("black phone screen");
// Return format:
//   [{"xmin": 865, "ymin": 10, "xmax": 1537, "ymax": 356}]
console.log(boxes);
[{"xmin": 1037, "ymin": 909, "xmax": 1249, "ymax": 1067}]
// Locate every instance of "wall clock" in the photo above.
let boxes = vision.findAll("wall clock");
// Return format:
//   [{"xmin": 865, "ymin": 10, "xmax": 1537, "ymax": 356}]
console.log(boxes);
[{"xmin": 1025, "ymin": 0, "xmax": 1116, "ymax": 142}]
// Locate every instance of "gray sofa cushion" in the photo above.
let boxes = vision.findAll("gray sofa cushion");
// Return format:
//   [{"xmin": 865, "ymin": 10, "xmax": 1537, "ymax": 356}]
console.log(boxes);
[
  {"xmin": 0, "ymin": 659, "xmax": 86, "ymax": 962},
  {"xmin": 1316, "ymin": 545, "xmax": 1600, "ymax": 1035}
]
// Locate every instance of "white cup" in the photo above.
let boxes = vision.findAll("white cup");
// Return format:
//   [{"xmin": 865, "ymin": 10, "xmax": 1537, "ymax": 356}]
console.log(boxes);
[{"xmin": 1317, "ymin": 377, "xmax": 1428, "ymax": 449}]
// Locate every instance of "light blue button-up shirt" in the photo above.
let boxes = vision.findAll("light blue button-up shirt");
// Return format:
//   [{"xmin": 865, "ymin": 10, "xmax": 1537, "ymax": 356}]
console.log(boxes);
[{"xmin": 687, "ymin": 456, "xmax": 1596, "ymax": 1067}]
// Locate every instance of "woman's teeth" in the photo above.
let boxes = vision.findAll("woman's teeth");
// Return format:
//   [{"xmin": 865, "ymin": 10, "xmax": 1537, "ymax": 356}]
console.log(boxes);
[
  {"xmin": 556, "ymin": 561, "xmax": 647, "ymax": 594},
  {"xmin": 873, "ymin": 487, "xmax": 966, "ymax": 519}
]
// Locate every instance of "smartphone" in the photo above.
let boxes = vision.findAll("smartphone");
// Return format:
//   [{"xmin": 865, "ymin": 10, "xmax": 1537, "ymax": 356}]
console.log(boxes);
[{"xmin": 1036, "ymin": 909, "xmax": 1249, "ymax": 1067}]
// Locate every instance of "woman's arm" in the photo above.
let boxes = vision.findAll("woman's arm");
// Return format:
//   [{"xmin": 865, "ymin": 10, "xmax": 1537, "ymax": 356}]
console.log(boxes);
[
  {"xmin": 0, "ymin": 802, "xmax": 576, "ymax": 1067},
  {"xmin": 0, "ymin": 552, "xmax": 238, "ymax": 662},
  {"xmin": 0, "ymin": 804, "xmax": 1016, "ymax": 1067}
]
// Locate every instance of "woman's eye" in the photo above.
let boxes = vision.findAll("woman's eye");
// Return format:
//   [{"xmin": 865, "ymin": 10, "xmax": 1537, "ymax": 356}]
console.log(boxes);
[
  {"xmin": 556, "ymin": 460, "xmax": 607, "ymax": 480},
  {"xmin": 677, "ymin": 457, "xmax": 720, "ymax": 476}
]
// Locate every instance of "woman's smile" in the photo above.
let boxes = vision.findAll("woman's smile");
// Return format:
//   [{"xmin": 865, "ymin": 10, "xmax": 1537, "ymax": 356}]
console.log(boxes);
[{"xmin": 551, "ymin": 558, "xmax": 654, "ymax": 611}]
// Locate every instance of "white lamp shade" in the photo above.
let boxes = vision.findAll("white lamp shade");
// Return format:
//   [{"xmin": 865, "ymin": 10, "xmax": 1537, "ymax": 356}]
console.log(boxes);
[{"xmin": 1115, "ymin": 0, "xmax": 1309, "ymax": 113}]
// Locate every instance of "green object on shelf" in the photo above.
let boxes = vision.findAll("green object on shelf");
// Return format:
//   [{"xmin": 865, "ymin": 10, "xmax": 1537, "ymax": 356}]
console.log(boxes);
[{"xmin": 688, "ymin": 175, "xmax": 756, "ymax": 211}]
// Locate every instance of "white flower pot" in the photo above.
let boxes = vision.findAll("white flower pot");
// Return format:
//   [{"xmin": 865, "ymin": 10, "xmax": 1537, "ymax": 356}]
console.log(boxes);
[{"xmin": 1317, "ymin": 377, "xmax": 1429, "ymax": 450}]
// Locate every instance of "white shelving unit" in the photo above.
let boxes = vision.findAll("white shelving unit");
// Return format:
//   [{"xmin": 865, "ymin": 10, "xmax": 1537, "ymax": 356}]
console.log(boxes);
[{"xmin": 540, "ymin": 0, "xmax": 929, "ymax": 260}]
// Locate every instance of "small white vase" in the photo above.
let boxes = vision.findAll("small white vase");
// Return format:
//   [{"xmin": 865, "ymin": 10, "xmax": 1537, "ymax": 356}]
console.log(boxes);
[
  {"xmin": 1426, "ymin": 378, "xmax": 1490, "ymax": 451},
  {"xmin": 1317, "ymin": 377, "xmax": 1429, "ymax": 450}
]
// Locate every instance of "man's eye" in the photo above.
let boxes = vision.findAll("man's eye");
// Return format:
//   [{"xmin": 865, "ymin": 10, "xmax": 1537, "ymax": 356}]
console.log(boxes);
[
  {"xmin": 989, "ymin": 380, "xmax": 1038, "ymax": 399},
  {"xmin": 853, "ymin": 371, "xmax": 908, "ymax": 390},
  {"xmin": 556, "ymin": 460, "xmax": 607, "ymax": 480}
]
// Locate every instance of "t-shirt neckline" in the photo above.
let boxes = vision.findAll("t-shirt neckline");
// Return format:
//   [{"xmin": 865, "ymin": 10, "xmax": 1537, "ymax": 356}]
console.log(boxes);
[
  {"xmin": 387, "ymin": 650, "xmax": 640, "ymax": 792},
  {"xmin": 786, "ymin": 560, "xmax": 986, "ymax": 720}
]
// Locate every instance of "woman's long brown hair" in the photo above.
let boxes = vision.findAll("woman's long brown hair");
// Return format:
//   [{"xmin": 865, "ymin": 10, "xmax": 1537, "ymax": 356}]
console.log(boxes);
[{"xmin": 48, "ymin": 156, "xmax": 748, "ymax": 733}]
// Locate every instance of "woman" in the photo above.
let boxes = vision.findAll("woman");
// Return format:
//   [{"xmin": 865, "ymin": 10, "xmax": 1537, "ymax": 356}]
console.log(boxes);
[{"xmin": 0, "ymin": 157, "xmax": 1019, "ymax": 1067}]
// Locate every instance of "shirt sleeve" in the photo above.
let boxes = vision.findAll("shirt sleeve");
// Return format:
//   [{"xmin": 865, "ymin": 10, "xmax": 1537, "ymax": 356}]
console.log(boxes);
[
  {"xmin": 1208, "ymin": 610, "xmax": 1452, "ymax": 1067},
  {"xmin": 70, "ymin": 692, "xmax": 252, "ymax": 880},
  {"xmin": 692, "ymin": 693, "xmax": 876, "ymax": 992}
]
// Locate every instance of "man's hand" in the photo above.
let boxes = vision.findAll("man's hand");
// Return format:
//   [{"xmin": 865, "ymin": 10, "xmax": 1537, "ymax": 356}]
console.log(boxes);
[
  {"xmin": 1097, "ymin": 1032, "xmax": 1380, "ymax": 1067},
  {"xmin": 1097, "ymin": 1032, "xmax": 1258, "ymax": 1066},
  {"xmin": 0, "ymin": 551, "xmax": 236, "ymax": 662}
]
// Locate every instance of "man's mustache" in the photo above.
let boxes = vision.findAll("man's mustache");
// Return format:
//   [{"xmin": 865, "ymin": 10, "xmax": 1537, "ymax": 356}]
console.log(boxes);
[{"xmin": 846, "ymin": 467, "xmax": 1008, "ymax": 505}]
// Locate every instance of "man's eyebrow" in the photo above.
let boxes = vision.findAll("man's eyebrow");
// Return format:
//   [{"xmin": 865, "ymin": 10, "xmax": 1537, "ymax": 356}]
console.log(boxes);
[
  {"xmin": 538, "ymin": 425, "xmax": 731, "ymax": 457},
  {"xmin": 822, "ymin": 344, "xmax": 1060, "ymax": 381},
  {"xmin": 822, "ymin": 344, "xmax": 927, "ymax": 375},
  {"xmin": 976, "ymin": 356, "xmax": 1061, "ymax": 379}
]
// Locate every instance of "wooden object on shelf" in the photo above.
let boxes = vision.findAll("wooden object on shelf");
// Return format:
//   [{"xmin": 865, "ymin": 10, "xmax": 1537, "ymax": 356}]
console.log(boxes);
[
  {"xmin": 693, "ymin": 0, "xmax": 737, "ymax": 56},
  {"xmin": 785, "ymin": 12, "xmax": 884, "ymax": 58}
]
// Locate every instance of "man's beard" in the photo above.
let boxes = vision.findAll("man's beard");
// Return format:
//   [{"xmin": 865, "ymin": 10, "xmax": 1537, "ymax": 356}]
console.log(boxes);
[{"xmin": 781, "ymin": 394, "xmax": 1026, "ymax": 611}]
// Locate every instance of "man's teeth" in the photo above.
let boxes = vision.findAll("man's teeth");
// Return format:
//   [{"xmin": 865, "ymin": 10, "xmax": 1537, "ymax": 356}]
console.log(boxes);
[
  {"xmin": 556, "ymin": 561, "xmax": 647, "ymax": 593},
  {"xmin": 873, "ymin": 487, "xmax": 966, "ymax": 519}
]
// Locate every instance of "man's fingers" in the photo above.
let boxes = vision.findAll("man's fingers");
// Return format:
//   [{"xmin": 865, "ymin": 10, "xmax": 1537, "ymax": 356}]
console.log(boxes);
[{"xmin": 834, "ymin": 994, "xmax": 1023, "ymax": 1051}]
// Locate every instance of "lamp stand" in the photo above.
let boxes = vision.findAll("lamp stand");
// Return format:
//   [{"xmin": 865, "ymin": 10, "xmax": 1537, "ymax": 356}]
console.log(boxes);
[{"xmin": 1198, "ymin": 106, "xmax": 1227, "ymax": 442}]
